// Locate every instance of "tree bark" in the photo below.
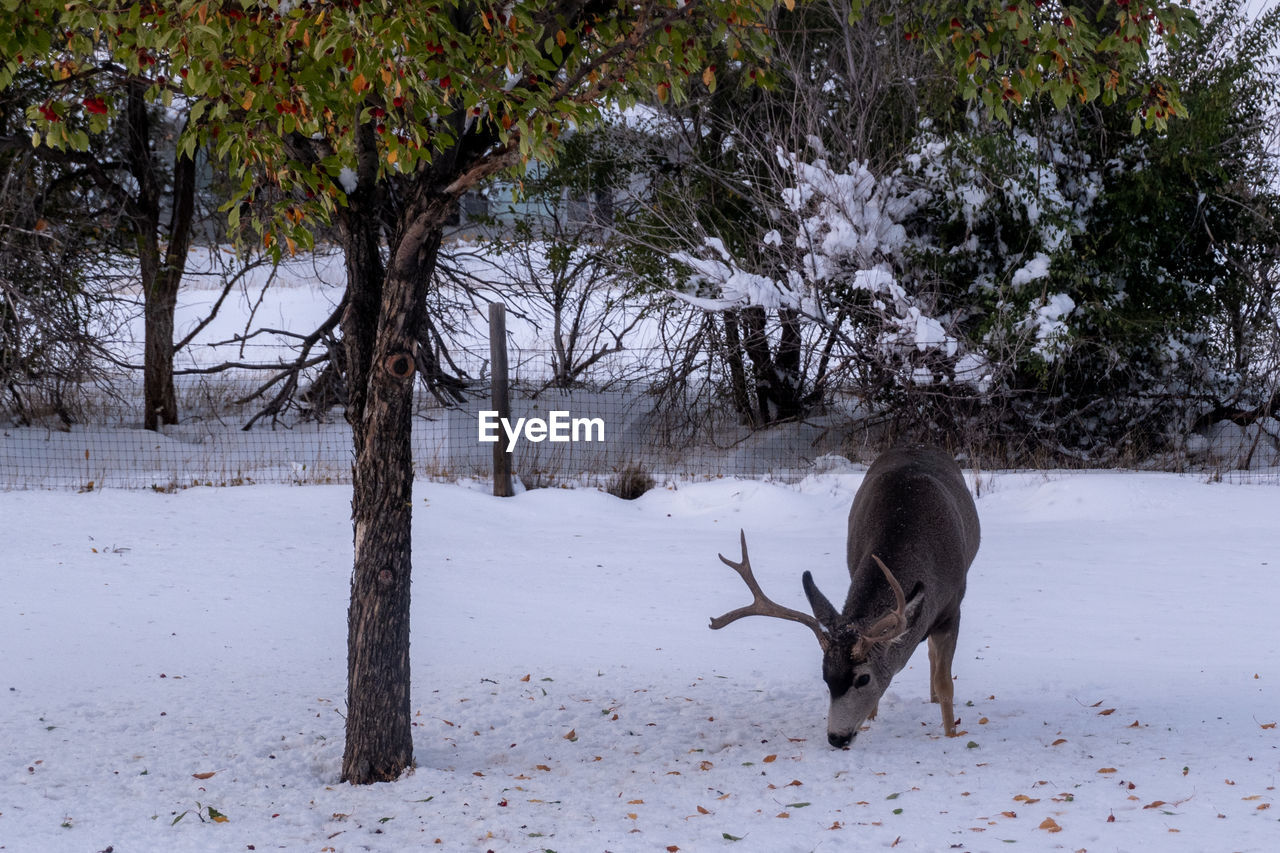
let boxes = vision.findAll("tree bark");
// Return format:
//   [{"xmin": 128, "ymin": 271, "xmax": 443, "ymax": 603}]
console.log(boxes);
[
  {"xmin": 124, "ymin": 83, "xmax": 196, "ymax": 432},
  {"xmin": 721, "ymin": 311, "xmax": 755, "ymax": 426},
  {"xmin": 338, "ymin": 122, "xmax": 464, "ymax": 783}
]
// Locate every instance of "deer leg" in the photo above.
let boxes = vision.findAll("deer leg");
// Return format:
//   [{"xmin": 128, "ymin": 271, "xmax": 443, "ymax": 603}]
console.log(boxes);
[{"xmin": 928, "ymin": 630, "xmax": 959, "ymax": 737}]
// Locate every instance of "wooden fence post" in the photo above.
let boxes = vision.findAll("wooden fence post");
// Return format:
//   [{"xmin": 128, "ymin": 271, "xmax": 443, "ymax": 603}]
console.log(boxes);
[{"xmin": 489, "ymin": 302, "xmax": 514, "ymax": 497}]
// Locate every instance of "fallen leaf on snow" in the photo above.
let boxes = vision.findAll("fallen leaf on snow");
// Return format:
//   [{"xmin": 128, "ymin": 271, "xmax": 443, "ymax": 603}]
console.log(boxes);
[
  {"xmin": 192, "ymin": 771, "xmax": 216, "ymax": 780},
  {"xmin": 696, "ymin": 805, "xmax": 710, "ymax": 815},
  {"xmin": 1038, "ymin": 817, "xmax": 1062, "ymax": 832},
  {"xmin": 762, "ymin": 754, "xmax": 777, "ymax": 763},
  {"xmin": 1097, "ymin": 767, "xmax": 1118, "ymax": 774},
  {"xmin": 1098, "ymin": 708, "xmax": 1116, "ymax": 716},
  {"xmin": 1143, "ymin": 801, "xmax": 1167, "ymax": 809},
  {"xmin": 1261, "ymin": 722, "xmax": 1276, "ymax": 729},
  {"xmin": 1051, "ymin": 739, "xmax": 1067, "ymax": 746}
]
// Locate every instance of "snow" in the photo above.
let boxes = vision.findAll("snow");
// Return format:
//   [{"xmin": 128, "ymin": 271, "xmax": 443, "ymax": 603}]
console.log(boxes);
[
  {"xmin": 1028, "ymin": 292, "xmax": 1077, "ymax": 361},
  {"xmin": 338, "ymin": 167, "xmax": 358, "ymax": 194},
  {"xmin": 4, "ymin": 468, "xmax": 1280, "ymax": 851},
  {"xmin": 1011, "ymin": 252, "xmax": 1052, "ymax": 289}
]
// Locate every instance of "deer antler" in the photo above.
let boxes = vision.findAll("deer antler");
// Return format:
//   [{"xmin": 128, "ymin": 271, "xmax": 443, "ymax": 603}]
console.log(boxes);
[
  {"xmin": 849, "ymin": 554, "xmax": 908, "ymax": 659},
  {"xmin": 709, "ymin": 530, "xmax": 830, "ymax": 651}
]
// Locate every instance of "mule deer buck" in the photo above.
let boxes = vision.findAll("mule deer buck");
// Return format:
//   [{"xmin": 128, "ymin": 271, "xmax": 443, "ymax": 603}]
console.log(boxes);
[{"xmin": 709, "ymin": 446, "xmax": 980, "ymax": 747}]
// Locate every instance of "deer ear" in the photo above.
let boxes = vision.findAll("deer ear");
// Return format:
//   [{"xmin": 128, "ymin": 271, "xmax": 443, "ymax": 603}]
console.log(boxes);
[
  {"xmin": 802, "ymin": 570, "xmax": 841, "ymax": 630},
  {"xmin": 895, "ymin": 582, "xmax": 927, "ymax": 640}
]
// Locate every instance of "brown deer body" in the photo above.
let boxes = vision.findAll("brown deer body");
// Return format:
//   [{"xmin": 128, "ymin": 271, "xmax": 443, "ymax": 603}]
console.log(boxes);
[{"xmin": 710, "ymin": 446, "xmax": 980, "ymax": 747}]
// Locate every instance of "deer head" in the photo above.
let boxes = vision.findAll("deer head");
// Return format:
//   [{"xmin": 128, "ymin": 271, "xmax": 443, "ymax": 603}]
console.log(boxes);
[
  {"xmin": 711, "ymin": 533, "xmax": 921, "ymax": 747},
  {"xmin": 800, "ymin": 556, "xmax": 924, "ymax": 747}
]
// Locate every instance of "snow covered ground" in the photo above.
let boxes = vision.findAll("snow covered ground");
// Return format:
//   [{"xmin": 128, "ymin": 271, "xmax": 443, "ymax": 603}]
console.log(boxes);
[{"xmin": 3, "ymin": 466, "xmax": 1279, "ymax": 852}]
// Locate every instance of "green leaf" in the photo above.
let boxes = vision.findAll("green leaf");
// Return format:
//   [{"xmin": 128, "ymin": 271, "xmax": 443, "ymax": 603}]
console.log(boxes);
[{"xmin": 722, "ymin": 832, "xmax": 744, "ymax": 841}]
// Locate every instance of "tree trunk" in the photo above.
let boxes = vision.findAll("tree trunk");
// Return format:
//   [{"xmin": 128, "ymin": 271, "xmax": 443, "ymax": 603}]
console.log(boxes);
[
  {"xmin": 774, "ymin": 307, "xmax": 805, "ymax": 420},
  {"xmin": 141, "ymin": 275, "xmax": 178, "ymax": 430},
  {"xmin": 722, "ymin": 311, "xmax": 755, "ymax": 426},
  {"xmin": 125, "ymin": 83, "xmax": 196, "ymax": 432},
  {"xmin": 338, "ymin": 122, "xmax": 457, "ymax": 782},
  {"xmin": 141, "ymin": 144, "xmax": 197, "ymax": 431}
]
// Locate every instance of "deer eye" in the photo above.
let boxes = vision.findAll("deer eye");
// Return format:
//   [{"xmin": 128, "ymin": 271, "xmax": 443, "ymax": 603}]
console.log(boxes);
[{"xmin": 854, "ymin": 674, "xmax": 871, "ymax": 689}]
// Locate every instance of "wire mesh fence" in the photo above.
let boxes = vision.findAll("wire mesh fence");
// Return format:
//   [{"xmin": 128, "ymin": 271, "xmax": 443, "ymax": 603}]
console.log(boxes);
[
  {"xmin": 0, "ymin": 376, "xmax": 865, "ymax": 491},
  {"xmin": 4, "ymin": 348, "xmax": 1280, "ymax": 491}
]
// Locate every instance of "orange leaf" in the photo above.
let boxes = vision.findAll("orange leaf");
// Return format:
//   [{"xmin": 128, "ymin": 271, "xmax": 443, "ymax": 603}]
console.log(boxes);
[
  {"xmin": 1001, "ymin": 811, "xmax": 1017, "ymax": 818},
  {"xmin": 520, "ymin": 674, "xmax": 531, "ymax": 682},
  {"xmin": 1261, "ymin": 722, "xmax": 1276, "ymax": 729},
  {"xmin": 535, "ymin": 764, "xmax": 551, "ymax": 771},
  {"xmin": 776, "ymin": 811, "xmax": 790, "ymax": 818},
  {"xmin": 352, "ymin": 73, "xmax": 368, "ymax": 92},
  {"xmin": 1097, "ymin": 708, "xmax": 1116, "ymax": 716},
  {"xmin": 698, "ymin": 760, "xmax": 713, "ymax": 771},
  {"xmin": 628, "ymin": 799, "xmax": 644, "ymax": 805},
  {"xmin": 192, "ymin": 771, "xmax": 216, "ymax": 780},
  {"xmin": 563, "ymin": 729, "xmax": 577, "ymax": 741},
  {"xmin": 1038, "ymin": 817, "xmax": 1062, "ymax": 833},
  {"xmin": 1143, "ymin": 801, "xmax": 1166, "ymax": 809},
  {"xmin": 626, "ymin": 812, "xmax": 638, "ymax": 820},
  {"xmin": 667, "ymin": 847, "xmax": 680, "ymax": 852},
  {"xmin": 696, "ymin": 805, "xmax": 709, "ymax": 815},
  {"xmin": 763, "ymin": 754, "xmax": 777, "ymax": 763},
  {"xmin": 1098, "ymin": 767, "xmax": 1118, "ymax": 774},
  {"xmin": 1051, "ymin": 738, "xmax": 1067, "ymax": 746}
]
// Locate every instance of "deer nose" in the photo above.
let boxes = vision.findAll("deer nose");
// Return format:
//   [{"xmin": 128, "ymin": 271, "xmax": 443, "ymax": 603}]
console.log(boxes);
[{"xmin": 828, "ymin": 731, "xmax": 854, "ymax": 748}]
